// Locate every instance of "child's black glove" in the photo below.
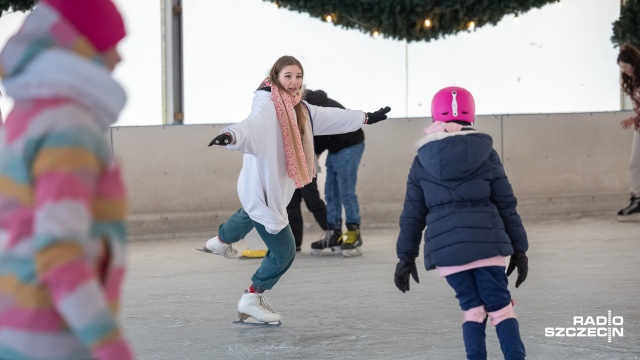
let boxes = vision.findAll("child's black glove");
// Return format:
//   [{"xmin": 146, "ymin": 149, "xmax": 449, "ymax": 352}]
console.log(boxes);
[
  {"xmin": 366, "ymin": 106, "xmax": 391, "ymax": 124},
  {"xmin": 208, "ymin": 132, "xmax": 232, "ymax": 146},
  {"xmin": 506, "ymin": 251, "xmax": 528, "ymax": 288},
  {"xmin": 394, "ymin": 260, "xmax": 419, "ymax": 293}
]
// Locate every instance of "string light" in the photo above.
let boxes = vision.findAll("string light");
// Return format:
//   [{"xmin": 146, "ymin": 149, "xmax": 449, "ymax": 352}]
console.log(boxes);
[
  {"xmin": 273, "ymin": 2, "xmax": 279, "ymax": 9},
  {"xmin": 372, "ymin": 30, "xmax": 380, "ymax": 39},
  {"xmin": 325, "ymin": 14, "xmax": 333, "ymax": 23},
  {"xmin": 424, "ymin": 19, "xmax": 432, "ymax": 28},
  {"xmin": 467, "ymin": 21, "xmax": 475, "ymax": 30}
]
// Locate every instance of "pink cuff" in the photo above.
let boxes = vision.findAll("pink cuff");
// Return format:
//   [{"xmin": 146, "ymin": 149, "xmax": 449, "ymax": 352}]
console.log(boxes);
[{"xmin": 94, "ymin": 338, "xmax": 133, "ymax": 360}]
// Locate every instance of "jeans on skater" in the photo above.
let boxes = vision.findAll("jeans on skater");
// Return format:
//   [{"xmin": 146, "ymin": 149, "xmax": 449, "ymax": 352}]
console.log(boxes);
[
  {"xmin": 325, "ymin": 142, "xmax": 364, "ymax": 229},
  {"xmin": 446, "ymin": 266, "xmax": 526, "ymax": 360},
  {"xmin": 218, "ymin": 208, "xmax": 296, "ymax": 290}
]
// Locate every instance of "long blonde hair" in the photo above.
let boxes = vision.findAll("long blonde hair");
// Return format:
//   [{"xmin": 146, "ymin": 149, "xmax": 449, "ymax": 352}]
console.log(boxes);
[{"xmin": 268, "ymin": 55, "xmax": 307, "ymax": 136}]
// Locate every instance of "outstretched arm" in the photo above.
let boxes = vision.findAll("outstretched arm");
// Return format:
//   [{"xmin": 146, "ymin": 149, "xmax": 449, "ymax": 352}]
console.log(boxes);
[
  {"xmin": 207, "ymin": 108, "xmax": 269, "ymax": 155},
  {"xmin": 306, "ymin": 102, "xmax": 391, "ymax": 136}
]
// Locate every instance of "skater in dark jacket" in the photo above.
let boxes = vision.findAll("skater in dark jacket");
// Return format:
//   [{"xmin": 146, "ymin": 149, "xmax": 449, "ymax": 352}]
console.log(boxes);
[
  {"xmin": 306, "ymin": 89, "xmax": 366, "ymax": 257},
  {"xmin": 394, "ymin": 86, "xmax": 529, "ymax": 360}
]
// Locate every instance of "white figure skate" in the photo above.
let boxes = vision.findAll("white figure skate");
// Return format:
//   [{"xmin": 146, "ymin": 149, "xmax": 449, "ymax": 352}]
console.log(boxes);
[
  {"xmin": 196, "ymin": 236, "xmax": 238, "ymax": 259},
  {"xmin": 233, "ymin": 291, "xmax": 282, "ymax": 327}
]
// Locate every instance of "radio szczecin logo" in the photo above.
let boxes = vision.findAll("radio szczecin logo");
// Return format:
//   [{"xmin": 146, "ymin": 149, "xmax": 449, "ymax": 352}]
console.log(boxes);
[{"xmin": 545, "ymin": 310, "xmax": 623, "ymax": 343}]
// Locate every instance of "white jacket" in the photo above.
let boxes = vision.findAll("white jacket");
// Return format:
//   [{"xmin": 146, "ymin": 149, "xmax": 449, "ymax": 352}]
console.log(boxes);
[{"xmin": 223, "ymin": 90, "xmax": 365, "ymax": 234}]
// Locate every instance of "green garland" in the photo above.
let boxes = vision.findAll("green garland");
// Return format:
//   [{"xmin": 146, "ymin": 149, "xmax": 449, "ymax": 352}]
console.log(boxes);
[
  {"xmin": 0, "ymin": 0, "xmax": 36, "ymax": 16},
  {"xmin": 612, "ymin": 0, "xmax": 640, "ymax": 49},
  {"xmin": 264, "ymin": 0, "xmax": 559, "ymax": 42}
]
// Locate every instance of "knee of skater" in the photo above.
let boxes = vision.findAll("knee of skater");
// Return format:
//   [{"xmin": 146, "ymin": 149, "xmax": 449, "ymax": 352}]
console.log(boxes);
[
  {"xmin": 287, "ymin": 247, "xmax": 296, "ymax": 262},
  {"xmin": 279, "ymin": 245, "xmax": 296, "ymax": 263},
  {"xmin": 463, "ymin": 305, "xmax": 487, "ymax": 323},
  {"xmin": 488, "ymin": 303, "xmax": 516, "ymax": 326}
]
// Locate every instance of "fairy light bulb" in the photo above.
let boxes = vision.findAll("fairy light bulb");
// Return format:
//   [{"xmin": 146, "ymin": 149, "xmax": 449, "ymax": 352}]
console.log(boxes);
[
  {"xmin": 273, "ymin": 3, "xmax": 279, "ymax": 9},
  {"xmin": 467, "ymin": 21, "xmax": 475, "ymax": 30},
  {"xmin": 557, "ymin": 1, "xmax": 562, "ymax": 8},
  {"xmin": 372, "ymin": 30, "xmax": 380, "ymax": 39},
  {"xmin": 513, "ymin": 15, "xmax": 519, "ymax": 24},
  {"xmin": 424, "ymin": 19, "xmax": 432, "ymax": 28},
  {"xmin": 325, "ymin": 15, "xmax": 333, "ymax": 23}
]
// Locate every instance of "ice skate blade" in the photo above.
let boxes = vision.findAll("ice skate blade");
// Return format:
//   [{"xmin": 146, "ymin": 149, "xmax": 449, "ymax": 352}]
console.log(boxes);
[
  {"xmin": 195, "ymin": 247, "xmax": 239, "ymax": 259},
  {"xmin": 342, "ymin": 248, "xmax": 363, "ymax": 257},
  {"xmin": 310, "ymin": 246, "xmax": 343, "ymax": 256},
  {"xmin": 617, "ymin": 213, "xmax": 640, "ymax": 222},
  {"xmin": 233, "ymin": 319, "xmax": 281, "ymax": 327}
]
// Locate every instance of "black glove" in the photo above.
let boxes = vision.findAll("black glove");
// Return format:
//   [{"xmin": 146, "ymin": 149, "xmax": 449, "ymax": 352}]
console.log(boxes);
[
  {"xmin": 366, "ymin": 106, "xmax": 391, "ymax": 125},
  {"xmin": 394, "ymin": 260, "xmax": 419, "ymax": 293},
  {"xmin": 208, "ymin": 132, "xmax": 232, "ymax": 146},
  {"xmin": 506, "ymin": 251, "xmax": 528, "ymax": 288}
]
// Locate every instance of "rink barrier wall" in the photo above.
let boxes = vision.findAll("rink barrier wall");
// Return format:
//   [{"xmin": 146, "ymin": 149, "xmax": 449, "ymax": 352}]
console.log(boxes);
[{"xmin": 111, "ymin": 111, "xmax": 633, "ymax": 239}]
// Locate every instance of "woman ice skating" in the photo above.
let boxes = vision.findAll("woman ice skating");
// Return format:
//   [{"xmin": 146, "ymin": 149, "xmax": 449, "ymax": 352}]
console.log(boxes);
[
  {"xmin": 394, "ymin": 87, "xmax": 528, "ymax": 359},
  {"xmin": 203, "ymin": 55, "xmax": 391, "ymax": 326}
]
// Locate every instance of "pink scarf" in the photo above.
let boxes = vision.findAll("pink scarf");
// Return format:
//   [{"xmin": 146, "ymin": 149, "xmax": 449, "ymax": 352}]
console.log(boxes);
[
  {"xmin": 267, "ymin": 80, "xmax": 312, "ymax": 188},
  {"xmin": 424, "ymin": 121, "xmax": 463, "ymax": 135}
]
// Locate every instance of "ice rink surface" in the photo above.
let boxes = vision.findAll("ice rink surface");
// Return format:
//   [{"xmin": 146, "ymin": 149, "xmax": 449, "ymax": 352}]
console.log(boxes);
[{"xmin": 122, "ymin": 215, "xmax": 640, "ymax": 359}]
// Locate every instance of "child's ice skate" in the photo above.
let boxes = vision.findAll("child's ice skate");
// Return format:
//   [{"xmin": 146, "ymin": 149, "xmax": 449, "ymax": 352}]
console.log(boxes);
[
  {"xmin": 233, "ymin": 291, "xmax": 282, "ymax": 327},
  {"xmin": 310, "ymin": 229, "xmax": 343, "ymax": 256},
  {"xmin": 341, "ymin": 224, "xmax": 362, "ymax": 257},
  {"xmin": 196, "ymin": 236, "xmax": 238, "ymax": 259}
]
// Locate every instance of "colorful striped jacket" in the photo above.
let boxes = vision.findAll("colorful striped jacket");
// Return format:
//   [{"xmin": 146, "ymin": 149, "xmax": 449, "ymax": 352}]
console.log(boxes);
[{"xmin": 0, "ymin": 4, "xmax": 132, "ymax": 360}]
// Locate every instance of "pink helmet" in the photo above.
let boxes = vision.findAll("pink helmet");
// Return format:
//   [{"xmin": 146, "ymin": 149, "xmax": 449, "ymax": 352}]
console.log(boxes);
[{"xmin": 431, "ymin": 86, "xmax": 475, "ymax": 123}]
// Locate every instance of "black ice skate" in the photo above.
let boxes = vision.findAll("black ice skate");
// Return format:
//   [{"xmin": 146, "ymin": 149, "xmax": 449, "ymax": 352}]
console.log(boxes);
[
  {"xmin": 233, "ymin": 291, "xmax": 282, "ymax": 327},
  {"xmin": 310, "ymin": 229, "xmax": 343, "ymax": 256},
  {"xmin": 341, "ymin": 224, "xmax": 362, "ymax": 257},
  {"xmin": 617, "ymin": 196, "xmax": 640, "ymax": 222}
]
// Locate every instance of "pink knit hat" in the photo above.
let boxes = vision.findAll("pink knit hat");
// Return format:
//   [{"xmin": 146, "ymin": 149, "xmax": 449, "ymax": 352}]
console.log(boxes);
[{"xmin": 42, "ymin": 0, "xmax": 126, "ymax": 52}]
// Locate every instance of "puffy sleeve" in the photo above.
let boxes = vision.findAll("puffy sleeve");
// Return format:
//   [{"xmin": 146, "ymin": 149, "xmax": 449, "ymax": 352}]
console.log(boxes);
[
  {"xmin": 489, "ymin": 150, "xmax": 528, "ymax": 253},
  {"xmin": 396, "ymin": 156, "xmax": 428, "ymax": 262},
  {"xmin": 32, "ymin": 127, "xmax": 132, "ymax": 360},
  {"xmin": 221, "ymin": 101, "xmax": 272, "ymax": 156}
]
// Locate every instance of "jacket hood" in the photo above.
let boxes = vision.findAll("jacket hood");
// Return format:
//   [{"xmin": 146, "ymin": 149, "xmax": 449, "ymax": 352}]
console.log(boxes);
[
  {"xmin": 305, "ymin": 89, "xmax": 345, "ymax": 109},
  {"xmin": 305, "ymin": 89, "xmax": 328, "ymax": 105},
  {"xmin": 417, "ymin": 130, "xmax": 493, "ymax": 181}
]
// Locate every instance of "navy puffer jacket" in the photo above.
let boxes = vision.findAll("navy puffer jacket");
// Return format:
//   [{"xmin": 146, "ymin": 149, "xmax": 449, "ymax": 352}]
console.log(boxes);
[{"xmin": 396, "ymin": 129, "xmax": 528, "ymax": 270}]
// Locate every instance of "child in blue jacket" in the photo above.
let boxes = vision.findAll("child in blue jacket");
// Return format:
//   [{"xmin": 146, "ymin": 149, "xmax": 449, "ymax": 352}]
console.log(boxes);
[{"xmin": 394, "ymin": 87, "xmax": 529, "ymax": 360}]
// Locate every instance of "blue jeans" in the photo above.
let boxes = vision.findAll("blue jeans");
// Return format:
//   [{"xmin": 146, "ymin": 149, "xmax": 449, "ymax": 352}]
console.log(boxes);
[
  {"xmin": 324, "ymin": 142, "xmax": 364, "ymax": 229},
  {"xmin": 218, "ymin": 208, "xmax": 296, "ymax": 290}
]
